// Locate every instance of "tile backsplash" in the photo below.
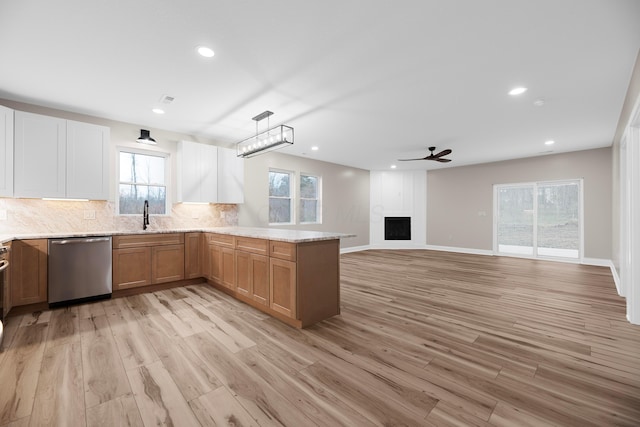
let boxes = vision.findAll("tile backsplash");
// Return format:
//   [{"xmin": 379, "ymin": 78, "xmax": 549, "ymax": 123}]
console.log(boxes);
[{"xmin": 0, "ymin": 198, "xmax": 238, "ymax": 234}]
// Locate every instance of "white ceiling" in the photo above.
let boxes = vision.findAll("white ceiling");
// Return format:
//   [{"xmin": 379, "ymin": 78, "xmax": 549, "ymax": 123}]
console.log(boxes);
[{"xmin": 1, "ymin": 0, "xmax": 639, "ymax": 171}]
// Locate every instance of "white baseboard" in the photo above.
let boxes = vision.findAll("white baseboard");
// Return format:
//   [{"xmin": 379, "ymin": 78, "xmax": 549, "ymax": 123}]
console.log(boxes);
[
  {"xmin": 340, "ymin": 245, "xmax": 370, "ymax": 254},
  {"xmin": 424, "ymin": 245, "xmax": 494, "ymax": 256}
]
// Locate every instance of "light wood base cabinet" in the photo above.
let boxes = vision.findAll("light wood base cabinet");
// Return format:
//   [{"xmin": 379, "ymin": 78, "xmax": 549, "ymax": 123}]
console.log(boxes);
[
  {"xmin": 206, "ymin": 234, "xmax": 340, "ymax": 328},
  {"xmin": 184, "ymin": 232, "xmax": 202, "ymax": 279},
  {"xmin": 236, "ymin": 251, "xmax": 269, "ymax": 307},
  {"xmin": 269, "ymin": 258, "xmax": 296, "ymax": 318},
  {"xmin": 112, "ymin": 247, "xmax": 151, "ymax": 289},
  {"xmin": 10, "ymin": 239, "xmax": 47, "ymax": 306},
  {"xmin": 112, "ymin": 234, "xmax": 184, "ymax": 291}
]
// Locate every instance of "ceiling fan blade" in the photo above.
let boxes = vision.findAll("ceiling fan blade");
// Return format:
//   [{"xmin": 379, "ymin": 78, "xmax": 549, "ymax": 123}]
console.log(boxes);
[
  {"xmin": 436, "ymin": 158, "xmax": 452, "ymax": 162},
  {"xmin": 398, "ymin": 157, "xmax": 428, "ymax": 161},
  {"xmin": 433, "ymin": 149, "xmax": 452, "ymax": 158}
]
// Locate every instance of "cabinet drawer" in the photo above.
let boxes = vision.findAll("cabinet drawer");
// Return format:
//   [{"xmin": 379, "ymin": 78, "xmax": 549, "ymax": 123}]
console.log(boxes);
[
  {"xmin": 206, "ymin": 233, "xmax": 235, "ymax": 247},
  {"xmin": 113, "ymin": 233, "xmax": 184, "ymax": 249},
  {"xmin": 269, "ymin": 241, "xmax": 297, "ymax": 261},
  {"xmin": 235, "ymin": 236, "xmax": 268, "ymax": 255}
]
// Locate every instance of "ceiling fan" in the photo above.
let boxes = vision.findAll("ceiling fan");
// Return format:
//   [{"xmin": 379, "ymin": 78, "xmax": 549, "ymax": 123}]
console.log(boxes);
[{"xmin": 399, "ymin": 146, "xmax": 452, "ymax": 162}]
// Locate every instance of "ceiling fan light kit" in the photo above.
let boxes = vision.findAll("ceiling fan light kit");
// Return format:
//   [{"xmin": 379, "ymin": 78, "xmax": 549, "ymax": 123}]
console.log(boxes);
[
  {"xmin": 236, "ymin": 111, "xmax": 294, "ymax": 158},
  {"xmin": 398, "ymin": 146, "xmax": 452, "ymax": 162}
]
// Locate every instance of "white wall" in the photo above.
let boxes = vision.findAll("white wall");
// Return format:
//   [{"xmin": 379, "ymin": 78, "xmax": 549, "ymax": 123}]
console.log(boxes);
[{"xmin": 370, "ymin": 170, "xmax": 426, "ymax": 248}]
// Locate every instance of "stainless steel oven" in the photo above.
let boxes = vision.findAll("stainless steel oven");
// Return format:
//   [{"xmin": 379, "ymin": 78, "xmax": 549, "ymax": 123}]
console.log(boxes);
[{"xmin": 0, "ymin": 244, "xmax": 9, "ymax": 346}]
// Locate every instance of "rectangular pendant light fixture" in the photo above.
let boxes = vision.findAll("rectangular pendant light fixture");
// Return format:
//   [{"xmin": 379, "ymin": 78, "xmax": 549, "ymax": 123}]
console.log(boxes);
[{"xmin": 236, "ymin": 111, "xmax": 294, "ymax": 158}]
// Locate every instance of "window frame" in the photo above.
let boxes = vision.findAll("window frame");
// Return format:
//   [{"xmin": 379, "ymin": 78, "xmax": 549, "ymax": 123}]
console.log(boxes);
[
  {"xmin": 299, "ymin": 172, "xmax": 322, "ymax": 224},
  {"xmin": 116, "ymin": 146, "xmax": 171, "ymax": 216},
  {"xmin": 268, "ymin": 168, "xmax": 295, "ymax": 225}
]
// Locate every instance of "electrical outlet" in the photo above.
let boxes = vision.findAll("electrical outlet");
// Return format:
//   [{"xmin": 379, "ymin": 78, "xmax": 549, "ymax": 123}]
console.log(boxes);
[
  {"xmin": 0, "ymin": 210, "xmax": 7, "ymax": 220},
  {"xmin": 84, "ymin": 210, "xmax": 96, "ymax": 220}
]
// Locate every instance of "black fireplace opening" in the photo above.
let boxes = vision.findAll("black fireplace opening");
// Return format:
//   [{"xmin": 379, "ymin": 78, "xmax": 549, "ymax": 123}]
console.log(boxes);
[{"xmin": 385, "ymin": 217, "xmax": 411, "ymax": 240}]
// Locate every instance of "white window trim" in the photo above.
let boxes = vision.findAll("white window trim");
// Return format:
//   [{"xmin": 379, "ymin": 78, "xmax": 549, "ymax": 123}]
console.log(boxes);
[
  {"xmin": 268, "ymin": 168, "xmax": 295, "ymax": 226},
  {"xmin": 116, "ymin": 146, "xmax": 171, "ymax": 216},
  {"xmin": 299, "ymin": 172, "xmax": 322, "ymax": 224}
]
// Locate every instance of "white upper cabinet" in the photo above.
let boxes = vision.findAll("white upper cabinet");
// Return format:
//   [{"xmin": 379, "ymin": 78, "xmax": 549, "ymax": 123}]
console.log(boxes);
[
  {"xmin": 177, "ymin": 140, "xmax": 218, "ymax": 203},
  {"xmin": 177, "ymin": 142, "xmax": 244, "ymax": 204},
  {"xmin": 14, "ymin": 110, "xmax": 110, "ymax": 200},
  {"xmin": 0, "ymin": 105, "xmax": 14, "ymax": 197},
  {"xmin": 14, "ymin": 111, "xmax": 67, "ymax": 198},
  {"xmin": 66, "ymin": 119, "xmax": 110, "ymax": 200},
  {"xmin": 217, "ymin": 147, "xmax": 244, "ymax": 204}
]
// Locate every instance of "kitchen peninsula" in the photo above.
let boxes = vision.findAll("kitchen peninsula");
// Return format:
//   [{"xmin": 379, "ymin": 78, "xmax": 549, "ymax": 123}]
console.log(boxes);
[{"xmin": 1, "ymin": 227, "xmax": 354, "ymax": 328}]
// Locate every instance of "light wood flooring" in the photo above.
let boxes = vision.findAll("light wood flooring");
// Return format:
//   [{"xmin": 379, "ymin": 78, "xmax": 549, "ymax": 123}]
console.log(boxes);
[{"xmin": 0, "ymin": 249, "xmax": 639, "ymax": 426}]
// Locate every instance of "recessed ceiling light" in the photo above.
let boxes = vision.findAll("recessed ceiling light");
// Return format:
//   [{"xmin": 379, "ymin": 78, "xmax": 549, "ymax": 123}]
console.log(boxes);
[
  {"xmin": 390, "ymin": 164, "xmax": 397, "ymax": 169},
  {"xmin": 197, "ymin": 46, "xmax": 215, "ymax": 58},
  {"xmin": 311, "ymin": 146, "xmax": 319, "ymax": 151},
  {"xmin": 152, "ymin": 108, "xmax": 165, "ymax": 114},
  {"xmin": 545, "ymin": 140, "xmax": 555, "ymax": 146},
  {"xmin": 509, "ymin": 87, "xmax": 528, "ymax": 96}
]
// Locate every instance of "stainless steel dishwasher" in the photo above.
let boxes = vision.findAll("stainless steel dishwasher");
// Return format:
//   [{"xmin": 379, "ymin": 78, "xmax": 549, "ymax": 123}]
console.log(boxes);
[{"xmin": 48, "ymin": 236, "xmax": 112, "ymax": 306}]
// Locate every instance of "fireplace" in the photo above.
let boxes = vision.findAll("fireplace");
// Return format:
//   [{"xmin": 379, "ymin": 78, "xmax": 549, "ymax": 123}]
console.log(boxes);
[{"xmin": 384, "ymin": 217, "xmax": 411, "ymax": 240}]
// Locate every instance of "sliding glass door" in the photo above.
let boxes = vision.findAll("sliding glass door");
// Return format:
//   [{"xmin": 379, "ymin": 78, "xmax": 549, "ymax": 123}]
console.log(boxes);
[{"xmin": 494, "ymin": 180, "xmax": 582, "ymax": 259}]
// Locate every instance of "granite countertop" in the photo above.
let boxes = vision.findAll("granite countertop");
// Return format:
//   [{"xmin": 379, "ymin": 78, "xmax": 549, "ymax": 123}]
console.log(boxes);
[{"xmin": 0, "ymin": 227, "xmax": 355, "ymax": 245}]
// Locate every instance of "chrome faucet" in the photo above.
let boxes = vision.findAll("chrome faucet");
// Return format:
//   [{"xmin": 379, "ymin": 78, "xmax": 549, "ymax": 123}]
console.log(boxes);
[{"xmin": 143, "ymin": 200, "xmax": 149, "ymax": 230}]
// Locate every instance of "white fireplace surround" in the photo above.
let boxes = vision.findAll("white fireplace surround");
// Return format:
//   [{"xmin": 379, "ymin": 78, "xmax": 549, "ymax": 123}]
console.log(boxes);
[{"xmin": 369, "ymin": 170, "xmax": 426, "ymax": 248}]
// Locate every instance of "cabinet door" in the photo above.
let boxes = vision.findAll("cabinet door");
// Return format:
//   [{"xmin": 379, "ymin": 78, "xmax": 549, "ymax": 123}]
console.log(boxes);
[
  {"xmin": 14, "ymin": 111, "xmax": 66, "ymax": 198},
  {"xmin": 2, "ymin": 242, "xmax": 11, "ymax": 317},
  {"xmin": 10, "ymin": 239, "xmax": 48, "ymax": 306},
  {"xmin": 220, "ymin": 247, "xmax": 236, "ymax": 290},
  {"xmin": 0, "ymin": 105, "xmax": 13, "ymax": 197},
  {"xmin": 251, "ymin": 254, "xmax": 269, "ymax": 307},
  {"xmin": 217, "ymin": 147, "xmax": 244, "ymax": 203},
  {"xmin": 235, "ymin": 250, "xmax": 252, "ymax": 297},
  {"xmin": 66, "ymin": 120, "xmax": 109, "ymax": 200},
  {"xmin": 207, "ymin": 243, "xmax": 223, "ymax": 282},
  {"xmin": 177, "ymin": 141, "xmax": 218, "ymax": 203},
  {"xmin": 112, "ymin": 247, "xmax": 151, "ymax": 290},
  {"xmin": 184, "ymin": 233, "xmax": 202, "ymax": 279},
  {"xmin": 152, "ymin": 244, "xmax": 185, "ymax": 284},
  {"xmin": 270, "ymin": 258, "xmax": 296, "ymax": 319},
  {"xmin": 236, "ymin": 251, "xmax": 268, "ymax": 306}
]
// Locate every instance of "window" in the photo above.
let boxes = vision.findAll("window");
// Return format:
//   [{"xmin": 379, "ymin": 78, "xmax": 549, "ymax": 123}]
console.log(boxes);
[
  {"xmin": 300, "ymin": 174, "xmax": 321, "ymax": 223},
  {"xmin": 269, "ymin": 170, "xmax": 293, "ymax": 224},
  {"xmin": 494, "ymin": 180, "xmax": 582, "ymax": 259},
  {"xmin": 118, "ymin": 149, "xmax": 168, "ymax": 215}
]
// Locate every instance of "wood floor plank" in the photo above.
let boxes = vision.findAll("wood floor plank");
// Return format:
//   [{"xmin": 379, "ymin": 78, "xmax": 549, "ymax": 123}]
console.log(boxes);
[
  {"xmin": 79, "ymin": 315, "xmax": 131, "ymax": 408},
  {"xmin": 30, "ymin": 341, "xmax": 85, "ymax": 426},
  {"xmin": 185, "ymin": 332, "xmax": 316, "ymax": 427},
  {"xmin": 45, "ymin": 306, "xmax": 80, "ymax": 349},
  {"xmin": 189, "ymin": 386, "xmax": 259, "ymax": 427},
  {"xmin": 138, "ymin": 316, "xmax": 222, "ymax": 401},
  {"xmin": 126, "ymin": 361, "xmax": 200, "ymax": 427},
  {"xmin": 104, "ymin": 299, "xmax": 159, "ymax": 370},
  {"xmin": 0, "ymin": 323, "xmax": 48, "ymax": 424},
  {"xmin": 85, "ymin": 393, "xmax": 143, "ymax": 427}
]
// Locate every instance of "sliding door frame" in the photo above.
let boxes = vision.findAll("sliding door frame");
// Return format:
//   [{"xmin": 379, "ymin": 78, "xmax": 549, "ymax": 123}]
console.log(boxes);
[{"xmin": 493, "ymin": 179, "xmax": 584, "ymax": 262}]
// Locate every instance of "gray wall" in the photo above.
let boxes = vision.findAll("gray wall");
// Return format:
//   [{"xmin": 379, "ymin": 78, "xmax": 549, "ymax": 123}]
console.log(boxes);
[
  {"xmin": 427, "ymin": 147, "xmax": 612, "ymax": 259},
  {"xmin": 612, "ymin": 50, "xmax": 640, "ymax": 270},
  {"xmin": 238, "ymin": 151, "xmax": 370, "ymax": 249}
]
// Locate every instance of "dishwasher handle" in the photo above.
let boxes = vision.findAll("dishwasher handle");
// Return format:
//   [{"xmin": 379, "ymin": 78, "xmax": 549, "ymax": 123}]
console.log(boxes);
[
  {"xmin": 50, "ymin": 237, "xmax": 111, "ymax": 245},
  {"xmin": 0, "ymin": 259, "xmax": 8, "ymax": 273}
]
